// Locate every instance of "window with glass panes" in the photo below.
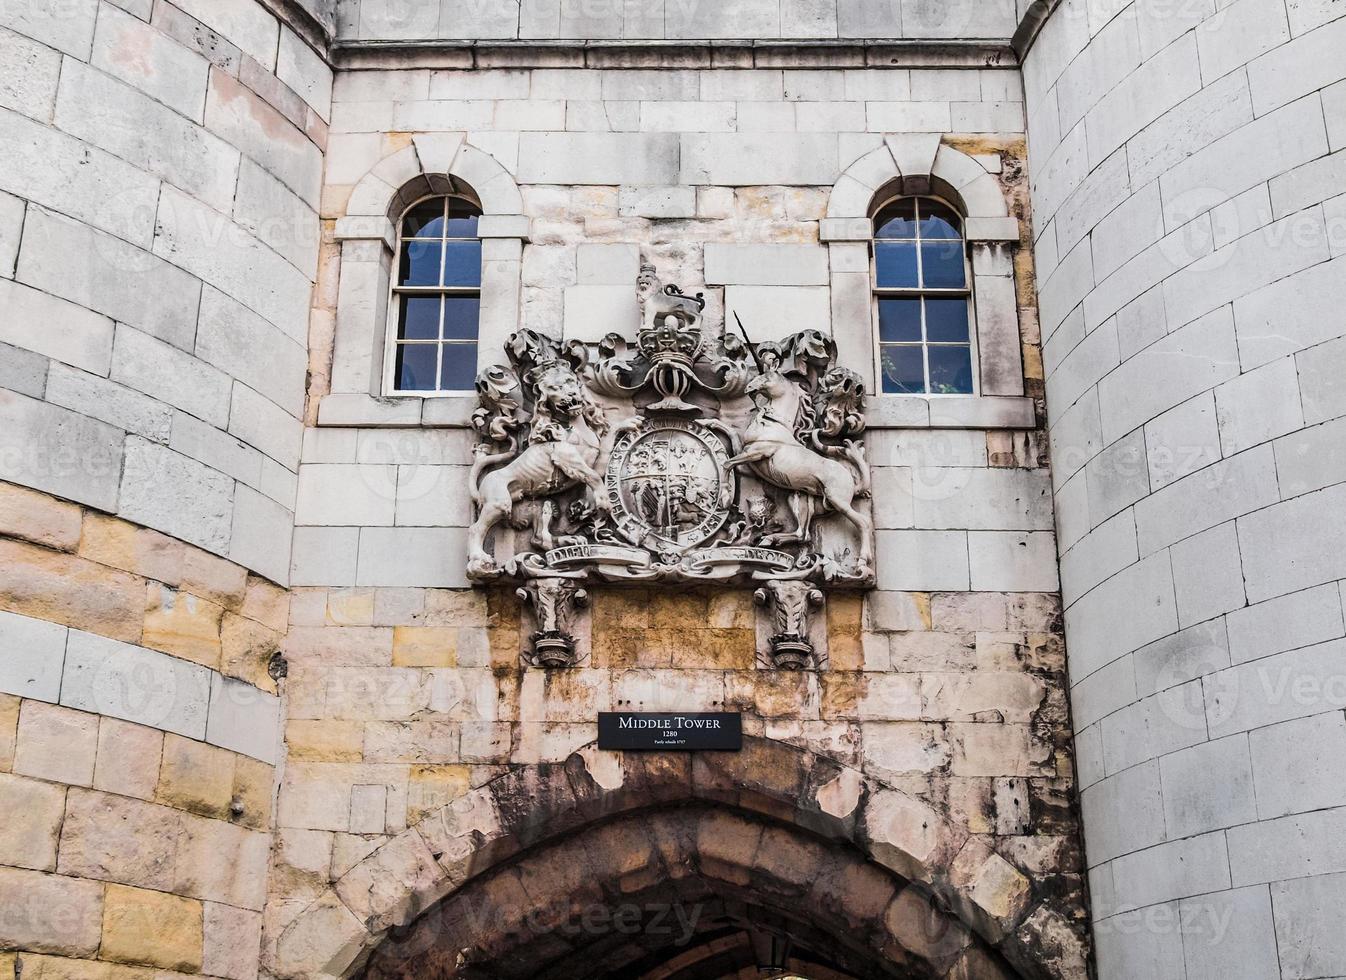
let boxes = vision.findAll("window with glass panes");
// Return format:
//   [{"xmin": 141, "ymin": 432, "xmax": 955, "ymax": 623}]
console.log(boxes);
[
  {"xmin": 388, "ymin": 196, "xmax": 482, "ymax": 393},
  {"xmin": 872, "ymin": 197, "xmax": 975, "ymax": 395}
]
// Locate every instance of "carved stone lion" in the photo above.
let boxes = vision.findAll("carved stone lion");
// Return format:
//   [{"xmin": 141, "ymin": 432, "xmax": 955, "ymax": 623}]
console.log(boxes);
[{"xmin": 466, "ymin": 359, "xmax": 610, "ymax": 578}]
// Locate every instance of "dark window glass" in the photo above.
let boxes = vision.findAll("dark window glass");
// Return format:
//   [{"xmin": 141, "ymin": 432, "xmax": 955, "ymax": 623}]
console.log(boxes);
[
  {"xmin": 878, "ymin": 298, "xmax": 922, "ymax": 342},
  {"xmin": 880, "ymin": 346, "xmax": 926, "ymax": 395},
  {"xmin": 925, "ymin": 298, "xmax": 970, "ymax": 343},
  {"xmin": 440, "ymin": 344, "xmax": 479, "ymax": 391},
  {"xmin": 399, "ymin": 240, "xmax": 442, "ymax": 287},
  {"xmin": 403, "ymin": 200, "xmax": 446, "ymax": 237},
  {"xmin": 921, "ymin": 240, "xmax": 967, "ymax": 289},
  {"xmin": 444, "ymin": 203, "xmax": 480, "ymax": 238},
  {"xmin": 874, "ymin": 199, "xmax": 918, "ymax": 240},
  {"xmin": 395, "ymin": 344, "xmax": 438, "ymax": 391},
  {"xmin": 919, "ymin": 201, "xmax": 962, "ymax": 240},
  {"xmin": 399, "ymin": 296, "xmax": 440, "ymax": 340},
  {"xmin": 442, "ymin": 296, "xmax": 481, "ymax": 340},
  {"xmin": 443, "ymin": 240, "xmax": 483, "ymax": 288},
  {"xmin": 928, "ymin": 345, "xmax": 975, "ymax": 394},
  {"xmin": 392, "ymin": 195, "xmax": 483, "ymax": 393},
  {"xmin": 875, "ymin": 241, "xmax": 919, "ymax": 288}
]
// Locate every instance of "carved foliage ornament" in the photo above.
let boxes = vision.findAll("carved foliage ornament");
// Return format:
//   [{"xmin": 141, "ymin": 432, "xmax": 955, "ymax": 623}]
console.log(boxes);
[{"xmin": 467, "ymin": 265, "xmax": 874, "ymax": 668}]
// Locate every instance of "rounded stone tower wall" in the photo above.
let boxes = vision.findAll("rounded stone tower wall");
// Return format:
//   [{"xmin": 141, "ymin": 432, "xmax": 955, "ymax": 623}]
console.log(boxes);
[
  {"xmin": 1023, "ymin": 1, "xmax": 1346, "ymax": 975},
  {"xmin": 0, "ymin": 0, "xmax": 332, "ymax": 973}
]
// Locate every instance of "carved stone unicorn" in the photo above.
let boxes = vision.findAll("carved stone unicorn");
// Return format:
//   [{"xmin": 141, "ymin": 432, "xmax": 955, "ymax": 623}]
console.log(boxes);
[{"xmin": 725, "ymin": 331, "xmax": 873, "ymax": 573}]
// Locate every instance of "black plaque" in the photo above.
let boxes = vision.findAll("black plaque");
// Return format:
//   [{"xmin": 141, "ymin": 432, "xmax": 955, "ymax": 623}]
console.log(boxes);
[{"xmin": 598, "ymin": 712, "xmax": 742, "ymax": 751}]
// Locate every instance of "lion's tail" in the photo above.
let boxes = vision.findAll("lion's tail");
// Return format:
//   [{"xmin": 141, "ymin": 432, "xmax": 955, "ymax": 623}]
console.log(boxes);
[{"xmin": 470, "ymin": 444, "xmax": 516, "ymax": 506}]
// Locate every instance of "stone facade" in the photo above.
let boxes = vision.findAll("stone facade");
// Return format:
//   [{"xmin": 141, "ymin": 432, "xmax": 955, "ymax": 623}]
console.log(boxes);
[
  {"xmin": 1, "ymin": 0, "xmax": 1339, "ymax": 977},
  {"xmin": 272, "ymin": 38, "xmax": 1090, "ymax": 968}
]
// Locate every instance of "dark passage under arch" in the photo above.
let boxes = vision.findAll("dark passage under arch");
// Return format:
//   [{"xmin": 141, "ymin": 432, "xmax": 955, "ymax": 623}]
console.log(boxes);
[{"xmin": 358, "ymin": 804, "xmax": 1019, "ymax": 980}]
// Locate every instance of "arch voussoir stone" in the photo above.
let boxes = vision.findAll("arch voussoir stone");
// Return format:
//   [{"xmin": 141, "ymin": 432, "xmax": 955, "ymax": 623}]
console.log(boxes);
[
  {"xmin": 828, "ymin": 136, "xmax": 1013, "ymax": 225},
  {"xmin": 271, "ymin": 737, "xmax": 1080, "ymax": 980}
]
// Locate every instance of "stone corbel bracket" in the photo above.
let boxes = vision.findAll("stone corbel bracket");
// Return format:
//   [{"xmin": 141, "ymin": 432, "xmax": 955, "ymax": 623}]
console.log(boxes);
[
  {"xmin": 754, "ymin": 579, "xmax": 828, "ymax": 671},
  {"xmin": 516, "ymin": 577, "xmax": 590, "ymax": 669}
]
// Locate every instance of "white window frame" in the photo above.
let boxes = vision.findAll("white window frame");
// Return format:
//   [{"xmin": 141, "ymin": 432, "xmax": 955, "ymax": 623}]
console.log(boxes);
[
  {"xmin": 382, "ymin": 193, "xmax": 484, "ymax": 398},
  {"xmin": 869, "ymin": 194, "xmax": 981, "ymax": 398}
]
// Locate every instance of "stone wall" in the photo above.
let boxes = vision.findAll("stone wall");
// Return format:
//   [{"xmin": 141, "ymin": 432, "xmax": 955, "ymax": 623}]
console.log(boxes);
[
  {"xmin": 270, "ymin": 56, "xmax": 1092, "ymax": 976},
  {"xmin": 0, "ymin": 0, "xmax": 334, "ymax": 585},
  {"xmin": 0, "ymin": 2, "xmax": 1101, "ymax": 973},
  {"xmin": 1023, "ymin": 1, "xmax": 1346, "ymax": 976},
  {"xmin": 0, "ymin": 480, "xmax": 286, "ymax": 976}
]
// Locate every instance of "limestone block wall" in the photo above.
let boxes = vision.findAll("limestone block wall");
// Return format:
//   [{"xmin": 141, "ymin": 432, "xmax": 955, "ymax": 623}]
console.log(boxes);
[
  {"xmin": 332, "ymin": 0, "xmax": 1019, "ymax": 43},
  {"xmin": 271, "ymin": 57, "xmax": 1091, "ymax": 976},
  {"xmin": 0, "ymin": 0, "xmax": 334, "ymax": 585},
  {"xmin": 0, "ymin": 480, "xmax": 286, "ymax": 976},
  {"xmin": 1023, "ymin": 1, "xmax": 1346, "ymax": 976}
]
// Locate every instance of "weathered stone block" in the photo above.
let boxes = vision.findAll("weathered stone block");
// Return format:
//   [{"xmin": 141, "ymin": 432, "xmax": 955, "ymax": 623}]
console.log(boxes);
[
  {"xmin": 517, "ymin": 132, "xmax": 680, "ymax": 184},
  {"xmin": 101, "ymin": 883, "xmax": 204, "ymax": 971},
  {"xmin": 207, "ymin": 672, "xmax": 281, "ymax": 765},
  {"xmin": 0, "ymin": 771, "xmax": 65, "ymax": 870},
  {"xmin": 117, "ymin": 437, "xmax": 234, "ymax": 556},
  {"xmin": 0, "ymin": 608, "xmax": 67, "ymax": 702},
  {"xmin": 14, "ymin": 700, "xmax": 98, "ymax": 786},
  {"xmin": 198, "ymin": 287, "xmax": 308, "ymax": 416},
  {"xmin": 0, "ymin": 390, "xmax": 123, "ymax": 513},
  {"xmin": 286, "ymin": 719, "xmax": 364, "ymax": 762},
  {"xmin": 392, "ymin": 626, "xmax": 457, "ymax": 667},
  {"xmin": 203, "ymin": 901, "xmax": 263, "ymax": 980},
  {"xmin": 92, "ymin": 3, "xmax": 209, "ymax": 119},
  {"xmin": 0, "ymin": 864, "xmax": 103, "ymax": 956},
  {"xmin": 704, "ymin": 243, "xmax": 830, "ymax": 286},
  {"xmin": 218, "ymin": 616, "xmax": 278, "ymax": 700},
  {"xmin": 61, "ymin": 630, "xmax": 212, "ymax": 740},
  {"xmin": 157, "ymin": 733, "xmax": 237, "ymax": 819},
  {"xmin": 0, "ymin": 107, "xmax": 159, "ymax": 245},
  {"xmin": 143, "ymin": 584, "xmax": 225, "ymax": 669},
  {"xmin": 0, "ymin": 482, "xmax": 82, "ymax": 552},
  {"xmin": 93, "ymin": 717, "xmax": 163, "ymax": 802}
]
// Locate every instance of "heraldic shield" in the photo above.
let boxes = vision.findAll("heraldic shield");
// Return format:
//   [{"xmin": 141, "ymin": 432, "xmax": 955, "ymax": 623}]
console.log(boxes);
[{"xmin": 465, "ymin": 264, "xmax": 874, "ymax": 668}]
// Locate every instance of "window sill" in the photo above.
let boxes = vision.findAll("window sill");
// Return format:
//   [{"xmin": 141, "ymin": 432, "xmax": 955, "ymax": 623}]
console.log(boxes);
[
  {"xmin": 317, "ymin": 393, "xmax": 1037, "ymax": 431},
  {"xmin": 867, "ymin": 394, "xmax": 1036, "ymax": 429},
  {"xmin": 317, "ymin": 393, "xmax": 477, "ymax": 428}
]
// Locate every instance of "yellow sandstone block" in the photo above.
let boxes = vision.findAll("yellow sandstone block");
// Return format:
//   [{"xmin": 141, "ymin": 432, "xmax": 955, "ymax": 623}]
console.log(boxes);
[
  {"xmin": 142, "ymin": 584, "xmax": 224, "ymax": 669},
  {"xmin": 286, "ymin": 720, "xmax": 365, "ymax": 762},
  {"xmin": 0, "ymin": 538, "xmax": 143, "ymax": 642},
  {"xmin": 407, "ymin": 764, "xmax": 470, "ymax": 824},
  {"xmin": 100, "ymin": 884, "xmax": 203, "ymax": 972},
  {"xmin": 0, "ymin": 481, "xmax": 82, "ymax": 551},
  {"xmin": 232, "ymin": 756, "xmax": 275, "ymax": 831},
  {"xmin": 156, "ymin": 735, "xmax": 235, "ymax": 819},
  {"xmin": 391, "ymin": 626, "xmax": 457, "ymax": 667},
  {"xmin": 0, "ymin": 693, "xmax": 18, "ymax": 771}
]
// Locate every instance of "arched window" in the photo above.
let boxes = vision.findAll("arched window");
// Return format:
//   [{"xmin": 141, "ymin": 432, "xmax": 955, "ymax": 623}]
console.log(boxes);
[
  {"xmin": 386, "ymin": 194, "xmax": 482, "ymax": 393},
  {"xmin": 872, "ymin": 196, "xmax": 975, "ymax": 395}
]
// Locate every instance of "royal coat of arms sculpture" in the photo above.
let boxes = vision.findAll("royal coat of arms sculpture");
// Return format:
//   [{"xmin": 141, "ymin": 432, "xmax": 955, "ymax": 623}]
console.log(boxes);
[{"xmin": 467, "ymin": 265, "xmax": 873, "ymax": 669}]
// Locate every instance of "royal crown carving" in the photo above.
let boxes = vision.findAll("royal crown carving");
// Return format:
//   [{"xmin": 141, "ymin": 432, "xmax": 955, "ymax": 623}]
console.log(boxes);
[{"xmin": 468, "ymin": 265, "xmax": 874, "ymax": 668}]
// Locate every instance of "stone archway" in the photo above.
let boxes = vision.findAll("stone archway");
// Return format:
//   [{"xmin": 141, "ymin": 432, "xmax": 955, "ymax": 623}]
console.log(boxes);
[
  {"xmin": 360, "ymin": 805, "xmax": 1014, "ymax": 980},
  {"xmin": 273, "ymin": 738, "xmax": 1085, "ymax": 980}
]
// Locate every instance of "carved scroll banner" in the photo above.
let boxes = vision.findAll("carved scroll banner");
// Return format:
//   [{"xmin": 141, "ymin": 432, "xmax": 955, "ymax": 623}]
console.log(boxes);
[{"xmin": 466, "ymin": 264, "xmax": 874, "ymax": 669}]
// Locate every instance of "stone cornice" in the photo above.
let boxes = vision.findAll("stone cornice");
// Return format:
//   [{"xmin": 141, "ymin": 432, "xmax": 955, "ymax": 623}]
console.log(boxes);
[{"xmin": 331, "ymin": 38, "xmax": 1019, "ymax": 71}]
